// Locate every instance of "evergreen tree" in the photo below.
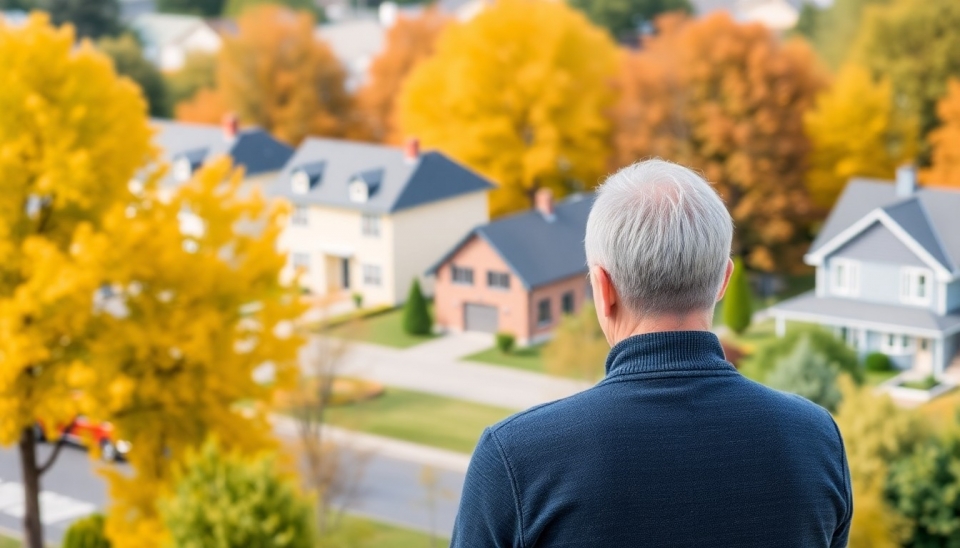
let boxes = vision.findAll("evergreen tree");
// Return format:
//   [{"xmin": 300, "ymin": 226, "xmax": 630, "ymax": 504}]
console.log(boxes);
[
  {"xmin": 62, "ymin": 514, "xmax": 110, "ymax": 548},
  {"xmin": 402, "ymin": 279, "xmax": 431, "ymax": 335},
  {"xmin": 37, "ymin": 0, "xmax": 122, "ymax": 40},
  {"xmin": 722, "ymin": 257, "xmax": 753, "ymax": 335}
]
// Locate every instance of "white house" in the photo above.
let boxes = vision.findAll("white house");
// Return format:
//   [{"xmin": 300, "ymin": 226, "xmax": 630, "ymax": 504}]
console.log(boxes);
[
  {"xmin": 272, "ymin": 138, "xmax": 493, "ymax": 307},
  {"xmin": 132, "ymin": 13, "xmax": 221, "ymax": 72}
]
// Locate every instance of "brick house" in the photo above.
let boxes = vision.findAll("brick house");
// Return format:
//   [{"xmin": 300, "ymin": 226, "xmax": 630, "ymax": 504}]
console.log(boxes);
[{"xmin": 429, "ymin": 191, "xmax": 594, "ymax": 345}]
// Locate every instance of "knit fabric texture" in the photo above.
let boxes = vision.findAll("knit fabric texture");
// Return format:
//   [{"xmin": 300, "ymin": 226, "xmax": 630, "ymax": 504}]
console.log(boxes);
[{"xmin": 451, "ymin": 330, "xmax": 852, "ymax": 547}]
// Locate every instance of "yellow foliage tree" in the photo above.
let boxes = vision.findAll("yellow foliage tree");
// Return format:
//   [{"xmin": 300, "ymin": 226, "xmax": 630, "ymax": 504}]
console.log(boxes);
[
  {"xmin": 0, "ymin": 14, "xmax": 153, "ymax": 548},
  {"xmin": 397, "ymin": 0, "xmax": 619, "ymax": 217},
  {"xmin": 82, "ymin": 159, "xmax": 305, "ymax": 547},
  {"xmin": 357, "ymin": 8, "xmax": 449, "ymax": 144},
  {"xmin": 804, "ymin": 64, "xmax": 917, "ymax": 209},
  {"xmin": 922, "ymin": 79, "xmax": 960, "ymax": 188},
  {"xmin": 542, "ymin": 306, "xmax": 608, "ymax": 382}
]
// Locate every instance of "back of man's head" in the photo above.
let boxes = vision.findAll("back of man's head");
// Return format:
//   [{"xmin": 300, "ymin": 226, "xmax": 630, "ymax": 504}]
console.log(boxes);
[{"xmin": 585, "ymin": 159, "xmax": 734, "ymax": 319}]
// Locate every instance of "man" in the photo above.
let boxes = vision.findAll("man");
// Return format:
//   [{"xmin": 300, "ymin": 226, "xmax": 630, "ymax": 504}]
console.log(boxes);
[{"xmin": 451, "ymin": 159, "xmax": 851, "ymax": 547}]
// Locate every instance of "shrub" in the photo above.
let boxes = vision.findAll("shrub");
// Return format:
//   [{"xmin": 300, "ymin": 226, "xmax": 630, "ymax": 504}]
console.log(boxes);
[
  {"xmin": 765, "ymin": 333, "xmax": 843, "ymax": 411},
  {"xmin": 741, "ymin": 326, "xmax": 862, "ymax": 384},
  {"xmin": 495, "ymin": 332, "xmax": 515, "ymax": 354},
  {"xmin": 351, "ymin": 292, "xmax": 363, "ymax": 309},
  {"xmin": 864, "ymin": 352, "xmax": 893, "ymax": 373},
  {"xmin": 62, "ymin": 513, "xmax": 110, "ymax": 548},
  {"xmin": 722, "ymin": 256, "xmax": 753, "ymax": 335},
  {"xmin": 543, "ymin": 306, "xmax": 608, "ymax": 381},
  {"xmin": 402, "ymin": 279, "xmax": 432, "ymax": 335}
]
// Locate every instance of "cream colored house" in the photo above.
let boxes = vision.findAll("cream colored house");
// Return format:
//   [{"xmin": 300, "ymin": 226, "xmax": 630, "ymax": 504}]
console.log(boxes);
[{"xmin": 274, "ymin": 138, "xmax": 493, "ymax": 307}]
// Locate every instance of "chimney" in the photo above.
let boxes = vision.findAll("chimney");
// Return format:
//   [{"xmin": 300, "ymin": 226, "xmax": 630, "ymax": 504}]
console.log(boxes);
[
  {"xmin": 222, "ymin": 112, "xmax": 239, "ymax": 141},
  {"xmin": 404, "ymin": 137, "xmax": 420, "ymax": 163},
  {"xmin": 535, "ymin": 188, "xmax": 555, "ymax": 220},
  {"xmin": 896, "ymin": 164, "xmax": 917, "ymax": 197}
]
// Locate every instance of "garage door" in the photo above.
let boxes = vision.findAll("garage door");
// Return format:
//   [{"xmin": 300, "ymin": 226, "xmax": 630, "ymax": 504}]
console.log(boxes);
[{"xmin": 464, "ymin": 303, "xmax": 499, "ymax": 333}]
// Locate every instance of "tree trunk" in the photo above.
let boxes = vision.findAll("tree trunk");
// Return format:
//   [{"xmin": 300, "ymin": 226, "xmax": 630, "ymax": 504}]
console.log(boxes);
[{"xmin": 18, "ymin": 426, "xmax": 44, "ymax": 548}]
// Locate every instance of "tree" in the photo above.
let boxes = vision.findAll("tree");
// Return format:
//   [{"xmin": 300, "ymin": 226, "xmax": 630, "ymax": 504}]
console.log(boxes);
[
  {"xmin": 567, "ymin": 0, "xmax": 690, "ymax": 41},
  {"xmin": 721, "ymin": 256, "xmax": 753, "ymax": 335},
  {"xmin": 62, "ymin": 514, "xmax": 110, "ymax": 548},
  {"xmin": 223, "ymin": 0, "xmax": 320, "ymax": 18},
  {"xmin": 804, "ymin": 64, "xmax": 917, "ymax": 208},
  {"xmin": 804, "ymin": 0, "xmax": 891, "ymax": 68},
  {"xmin": 740, "ymin": 326, "xmax": 861, "ymax": 384},
  {"xmin": 97, "ymin": 33, "xmax": 170, "ymax": 117},
  {"xmin": 0, "ymin": 14, "xmax": 153, "ymax": 548},
  {"xmin": 157, "ymin": 0, "xmax": 224, "ymax": 16},
  {"xmin": 35, "ymin": 0, "xmax": 122, "ymax": 40},
  {"xmin": 160, "ymin": 440, "xmax": 315, "ymax": 548},
  {"xmin": 402, "ymin": 279, "xmax": 431, "ymax": 335},
  {"xmin": 611, "ymin": 13, "xmax": 826, "ymax": 272},
  {"xmin": 922, "ymin": 79, "xmax": 960, "ymax": 188},
  {"xmin": 853, "ymin": 0, "xmax": 960, "ymax": 157},
  {"xmin": 765, "ymin": 334, "xmax": 843, "ymax": 411},
  {"xmin": 179, "ymin": 5, "xmax": 355, "ymax": 145},
  {"xmin": 398, "ymin": 0, "xmax": 619, "ymax": 217},
  {"xmin": 165, "ymin": 51, "xmax": 217, "ymax": 111},
  {"xmin": 356, "ymin": 8, "xmax": 449, "ymax": 143},
  {"xmin": 175, "ymin": 87, "xmax": 228, "ymax": 124},
  {"xmin": 543, "ymin": 306, "xmax": 608, "ymax": 381}
]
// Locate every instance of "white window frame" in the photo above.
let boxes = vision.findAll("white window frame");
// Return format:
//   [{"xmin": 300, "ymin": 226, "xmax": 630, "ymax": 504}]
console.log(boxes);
[
  {"xmin": 361, "ymin": 213, "xmax": 380, "ymax": 237},
  {"xmin": 291, "ymin": 252, "xmax": 310, "ymax": 273},
  {"xmin": 880, "ymin": 333, "xmax": 914, "ymax": 355},
  {"xmin": 291, "ymin": 204, "xmax": 309, "ymax": 226},
  {"xmin": 362, "ymin": 264, "xmax": 381, "ymax": 286},
  {"xmin": 830, "ymin": 258, "xmax": 860, "ymax": 297},
  {"xmin": 900, "ymin": 267, "xmax": 932, "ymax": 306}
]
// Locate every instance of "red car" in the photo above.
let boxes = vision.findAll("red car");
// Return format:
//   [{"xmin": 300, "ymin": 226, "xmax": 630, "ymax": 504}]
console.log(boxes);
[{"xmin": 36, "ymin": 416, "xmax": 131, "ymax": 462}]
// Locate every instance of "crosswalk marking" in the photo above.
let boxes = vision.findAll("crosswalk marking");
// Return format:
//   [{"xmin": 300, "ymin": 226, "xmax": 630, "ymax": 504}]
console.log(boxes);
[{"xmin": 0, "ymin": 480, "xmax": 96, "ymax": 524}]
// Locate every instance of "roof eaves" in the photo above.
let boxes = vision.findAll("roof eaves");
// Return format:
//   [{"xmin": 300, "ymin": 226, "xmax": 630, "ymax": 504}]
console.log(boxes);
[
  {"xmin": 425, "ymin": 229, "xmax": 479, "ymax": 276},
  {"xmin": 915, "ymin": 197, "xmax": 958, "ymax": 274},
  {"xmin": 475, "ymin": 229, "xmax": 533, "ymax": 291}
]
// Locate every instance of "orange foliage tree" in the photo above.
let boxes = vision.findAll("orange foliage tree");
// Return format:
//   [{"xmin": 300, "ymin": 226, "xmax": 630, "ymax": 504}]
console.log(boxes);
[
  {"xmin": 922, "ymin": 80, "xmax": 960, "ymax": 188},
  {"xmin": 177, "ymin": 5, "xmax": 357, "ymax": 145},
  {"xmin": 612, "ymin": 13, "xmax": 826, "ymax": 272},
  {"xmin": 357, "ymin": 8, "xmax": 449, "ymax": 143}
]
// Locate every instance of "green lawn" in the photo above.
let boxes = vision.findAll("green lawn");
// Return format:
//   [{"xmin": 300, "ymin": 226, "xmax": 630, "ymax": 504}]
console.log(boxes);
[
  {"xmin": 865, "ymin": 369, "xmax": 900, "ymax": 386},
  {"xmin": 340, "ymin": 515, "xmax": 447, "ymax": 548},
  {"xmin": 464, "ymin": 345, "xmax": 547, "ymax": 374},
  {"xmin": 0, "ymin": 535, "xmax": 18, "ymax": 548},
  {"xmin": 327, "ymin": 306, "xmax": 437, "ymax": 349},
  {"xmin": 326, "ymin": 387, "xmax": 514, "ymax": 453}
]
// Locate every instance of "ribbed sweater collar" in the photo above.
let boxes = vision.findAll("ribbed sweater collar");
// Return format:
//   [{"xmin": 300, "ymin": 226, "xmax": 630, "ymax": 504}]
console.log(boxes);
[{"xmin": 603, "ymin": 330, "xmax": 733, "ymax": 377}]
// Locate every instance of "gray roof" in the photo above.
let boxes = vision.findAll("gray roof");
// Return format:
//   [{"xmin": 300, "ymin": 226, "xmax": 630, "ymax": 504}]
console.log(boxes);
[
  {"xmin": 133, "ymin": 13, "xmax": 211, "ymax": 48},
  {"xmin": 151, "ymin": 119, "xmax": 294, "ymax": 182},
  {"xmin": 429, "ymin": 194, "xmax": 595, "ymax": 289},
  {"xmin": 771, "ymin": 292, "xmax": 960, "ymax": 336},
  {"xmin": 272, "ymin": 138, "xmax": 494, "ymax": 214},
  {"xmin": 810, "ymin": 179, "xmax": 960, "ymax": 274}
]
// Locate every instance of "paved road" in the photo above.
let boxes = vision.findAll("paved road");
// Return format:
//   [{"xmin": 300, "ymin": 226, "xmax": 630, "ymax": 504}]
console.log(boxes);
[{"xmin": 0, "ymin": 441, "xmax": 465, "ymax": 544}]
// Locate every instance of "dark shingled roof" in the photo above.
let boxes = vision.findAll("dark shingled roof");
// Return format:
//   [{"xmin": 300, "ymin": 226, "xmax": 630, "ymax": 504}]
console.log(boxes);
[
  {"xmin": 272, "ymin": 138, "xmax": 495, "ymax": 214},
  {"xmin": 430, "ymin": 194, "xmax": 595, "ymax": 289},
  {"xmin": 151, "ymin": 119, "xmax": 294, "ymax": 183},
  {"xmin": 810, "ymin": 178, "xmax": 960, "ymax": 275}
]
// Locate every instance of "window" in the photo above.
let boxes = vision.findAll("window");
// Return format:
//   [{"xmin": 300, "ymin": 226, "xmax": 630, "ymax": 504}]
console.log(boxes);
[
  {"xmin": 537, "ymin": 299, "xmax": 552, "ymax": 326},
  {"xmin": 292, "ymin": 204, "xmax": 309, "ymax": 226},
  {"xmin": 900, "ymin": 267, "xmax": 932, "ymax": 305},
  {"xmin": 291, "ymin": 252, "xmax": 310, "ymax": 273},
  {"xmin": 562, "ymin": 291, "xmax": 575, "ymax": 315},
  {"xmin": 487, "ymin": 271, "xmax": 510, "ymax": 290},
  {"xmin": 451, "ymin": 265, "xmax": 474, "ymax": 285},
  {"xmin": 830, "ymin": 259, "xmax": 860, "ymax": 296},
  {"xmin": 361, "ymin": 213, "xmax": 380, "ymax": 237},
  {"xmin": 362, "ymin": 264, "xmax": 381, "ymax": 286},
  {"xmin": 881, "ymin": 333, "xmax": 913, "ymax": 355}
]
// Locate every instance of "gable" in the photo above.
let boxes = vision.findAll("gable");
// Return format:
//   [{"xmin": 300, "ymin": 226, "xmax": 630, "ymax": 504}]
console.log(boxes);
[
  {"xmin": 437, "ymin": 234, "xmax": 516, "ymax": 281},
  {"xmin": 831, "ymin": 221, "xmax": 927, "ymax": 267}
]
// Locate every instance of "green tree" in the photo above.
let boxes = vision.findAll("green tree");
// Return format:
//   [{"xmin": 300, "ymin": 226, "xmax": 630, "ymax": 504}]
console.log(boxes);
[
  {"xmin": 223, "ymin": 0, "xmax": 320, "ymax": 17},
  {"xmin": 542, "ymin": 306, "xmax": 608, "ymax": 381},
  {"xmin": 805, "ymin": 0, "xmax": 891, "ymax": 68},
  {"xmin": 741, "ymin": 327, "xmax": 861, "ymax": 384},
  {"xmin": 721, "ymin": 257, "xmax": 752, "ymax": 335},
  {"xmin": 157, "ymin": 0, "xmax": 225, "ymax": 16},
  {"xmin": 62, "ymin": 514, "xmax": 110, "ymax": 548},
  {"xmin": 161, "ymin": 440, "xmax": 315, "ymax": 548},
  {"xmin": 165, "ymin": 50, "xmax": 217, "ymax": 110},
  {"xmin": 402, "ymin": 279, "xmax": 431, "ymax": 335},
  {"xmin": 36, "ymin": 0, "xmax": 122, "ymax": 39},
  {"xmin": 765, "ymin": 334, "xmax": 843, "ymax": 411},
  {"xmin": 97, "ymin": 33, "xmax": 169, "ymax": 117},
  {"xmin": 853, "ymin": 0, "xmax": 960, "ymax": 157},
  {"xmin": 566, "ymin": 0, "xmax": 690, "ymax": 41}
]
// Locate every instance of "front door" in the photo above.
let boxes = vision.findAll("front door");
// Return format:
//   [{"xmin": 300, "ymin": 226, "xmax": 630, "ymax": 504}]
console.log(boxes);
[
  {"xmin": 914, "ymin": 337, "xmax": 933, "ymax": 374},
  {"xmin": 341, "ymin": 258, "xmax": 350, "ymax": 290}
]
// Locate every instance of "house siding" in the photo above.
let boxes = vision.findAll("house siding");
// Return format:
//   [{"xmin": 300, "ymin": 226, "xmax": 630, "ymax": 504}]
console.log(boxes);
[
  {"xmin": 831, "ymin": 221, "xmax": 927, "ymax": 266},
  {"xmin": 946, "ymin": 279, "xmax": 960, "ymax": 314},
  {"xmin": 527, "ymin": 275, "xmax": 590, "ymax": 344},
  {"xmin": 824, "ymin": 258, "xmax": 939, "ymax": 312}
]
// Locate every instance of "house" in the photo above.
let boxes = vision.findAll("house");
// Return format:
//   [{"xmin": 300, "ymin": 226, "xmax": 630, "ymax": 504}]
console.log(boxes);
[
  {"xmin": 272, "ymin": 138, "xmax": 493, "ymax": 307},
  {"xmin": 149, "ymin": 116, "xmax": 294, "ymax": 196},
  {"xmin": 692, "ymin": 0, "xmax": 803, "ymax": 31},
  {"xmin": 132, "ymin": 13, "xmax": 221, "ymax": 71},
  {"xmin": 771, "ymin": 167, "xmax": 960, "ymax": 378},
  {"xmin": 429, "ymin": 190, "xmax": 594, "ymax": 345},
  {"xmin": 315, "ymin": 17, "xmax": 385, "ymax": 91}
]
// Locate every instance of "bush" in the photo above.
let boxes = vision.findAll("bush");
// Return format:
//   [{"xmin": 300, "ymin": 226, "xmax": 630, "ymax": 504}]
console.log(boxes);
[
  {"xmin": 765, "ymin": 333, "xmax": 843, "ymax": 411},
  {"xmin": 402, "ymin": 279, "xmax": 432, "ymax": 335},
  {"xmin": 864, "ymin": 352, "xmax": 893, "ymax": 372},
  {"xmin": 62, "ymin": 513, "xmax": 110, "ymax": 548},
  {"xmin": 741, "ymin": 326, "xmax": 862, "ymax": 384},
  {"xmin": 542, "ymin": 306, "xmax": 608, "ymax": 381},
  {"xmin": 495, "ymin": 332, "xmax": 515, "ymax": 354},
  {"xmin": 722, "ymin": 256, "xmax": 753, "ymax": 335},
  {"xmin": 351, "ymin": 292, "xmax": 363, "ymax": 309}
]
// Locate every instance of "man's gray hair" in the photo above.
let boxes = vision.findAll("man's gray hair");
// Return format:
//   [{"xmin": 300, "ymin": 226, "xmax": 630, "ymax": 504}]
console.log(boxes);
[{"xmin": 585, "ymin": 159, "xmax": 733, "ymax": 317}]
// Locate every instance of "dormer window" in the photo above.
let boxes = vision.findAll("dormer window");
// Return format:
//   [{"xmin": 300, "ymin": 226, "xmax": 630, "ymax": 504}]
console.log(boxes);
[
  {"xmin": 349, "ymin": 179, "xmax": 370, "ymax": 203},
  {"xmin": 290, "ymin": 161, "xmax": 324, "ymax": 194},
  {"xmin": 173, "ymin": 148, "xmax": 207, "ymax": 182},
  {"xmin": 830, "ymin": 258, "xmax": 859, "ymax": 297},
  {"xmin": 292, "ymin": 171, "xmax": 311, "ymax": 194},
  {"xmin": 348, "ymin": 169, "xmax": 384, "ymax": 203},
  {"xmin": 900, "ymin": 267, "xmax": 932, "ymax": 306}
]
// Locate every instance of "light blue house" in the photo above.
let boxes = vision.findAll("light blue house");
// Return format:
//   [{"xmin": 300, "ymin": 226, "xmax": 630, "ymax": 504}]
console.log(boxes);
[{"xmin": 771, "ymin": 167, "xmax": 960, "ymax": 377}]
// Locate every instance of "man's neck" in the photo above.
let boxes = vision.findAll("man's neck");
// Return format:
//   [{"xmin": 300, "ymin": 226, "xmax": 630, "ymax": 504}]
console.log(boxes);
[{"xmin": 609, "ymin": 310, "xmax": 714, "ymax": 346}]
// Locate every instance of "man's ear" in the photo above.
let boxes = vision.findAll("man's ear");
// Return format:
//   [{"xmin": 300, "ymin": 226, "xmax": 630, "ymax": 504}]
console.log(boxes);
[
  {"xmin": 591, "ymin": 265, "xmax": 618, "ymax": 318},
  {"xmin": 715, "ymin": 258, "xmax": 735, "ymax": 302}
]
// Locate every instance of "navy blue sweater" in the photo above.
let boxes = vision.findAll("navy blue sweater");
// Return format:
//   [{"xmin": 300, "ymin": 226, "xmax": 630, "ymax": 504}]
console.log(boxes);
[{"xmin": 451, "ymin": 331, "xmax": 852, "ymax": 547}]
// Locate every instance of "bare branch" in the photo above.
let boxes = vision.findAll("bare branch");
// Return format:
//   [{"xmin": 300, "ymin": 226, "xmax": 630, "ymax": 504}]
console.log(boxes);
[{"xmin": 37, "ymin": 416, "xmax": 77, "ymax": 476}]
